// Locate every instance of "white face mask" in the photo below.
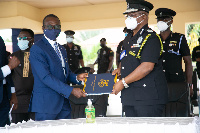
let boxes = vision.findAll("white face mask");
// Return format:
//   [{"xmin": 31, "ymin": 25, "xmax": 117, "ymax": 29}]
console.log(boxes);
[
  {"xmin": 125, "ymin": 14, "xmax": 144, "ymax": 30},
  {"xmin": 66, "ymin": 37, "xmax": 74, "ymax": 43},
  {"xmin": 17, "ymin": 40, "xmax": 29, "ymax": 50},
  {"xmin": 157, "ymin": 20, "xmax": 171, "ymax": 32}
]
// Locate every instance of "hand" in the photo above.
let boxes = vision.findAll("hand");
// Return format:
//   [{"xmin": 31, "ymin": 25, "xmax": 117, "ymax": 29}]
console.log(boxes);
[
  {"xmin": 196, "ymin": 58, "xmax": 200, "ymax": 62},
  {"xmin": 8, "ymin": 56, "xmax": 20, "ymax": 70},
  {"xmin": 71, "ymin": 88, "xmax": 87, "ymax": 98},
  {"xmin": 112, "ymin": 68, "xmax": 121, "ymax": 76},
  {"xmin": 77, "ymin": 73, "xmax": 88, "ymax": 81},
  {"xmin": 10, "ymin": 93, "xmax": 18, "ymax": 110},
  {"xmin": 111, "ymin": 80, "xmax": 124, "ymax": 95},
  {"xmin": 106, "ymin": 71, "xmax": 110, "ymax": 73},
  {"xmin": 190, "ymin": 86, "xmax": 194, "ymax": 97}
]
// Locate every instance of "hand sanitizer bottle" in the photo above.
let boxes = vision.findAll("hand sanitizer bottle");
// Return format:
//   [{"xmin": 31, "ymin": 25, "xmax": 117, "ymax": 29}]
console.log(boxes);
[{"xmin": 85, "ymin": 99, "xmax": 95, "ymax": 123}]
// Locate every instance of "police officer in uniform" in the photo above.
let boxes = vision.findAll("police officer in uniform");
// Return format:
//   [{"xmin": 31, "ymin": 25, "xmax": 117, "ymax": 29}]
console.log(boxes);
[
  {"xmin": 112, "ymin": 0, "xmax": 168, "ymax": 117},
  {"xmin": 116, "ymin": 27, "xmax": 127, "ymax": 68},
  {"xmin": 192, "ymin": 38, "xmax": 200, "ymax": 78},
  {"xmin": 63, "ymin": 30, "xmax": 84, "ymax": 72},
  {"xmin": 94, "ymin": 38, "xmax": 114, "ymax": 74},
  {"xmin": 155, "ymin": 8, "xmax": 193, "ymax": 96}
]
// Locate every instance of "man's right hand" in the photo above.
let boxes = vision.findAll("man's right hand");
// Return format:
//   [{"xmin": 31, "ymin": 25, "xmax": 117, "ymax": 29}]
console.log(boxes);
[
  {"xmin": 8, "ymin": 56, "xmax": 20, "ymax": 70},
  {"xmin": 71, "ymin": 88, "xmax": 86, "ymax": 98}
]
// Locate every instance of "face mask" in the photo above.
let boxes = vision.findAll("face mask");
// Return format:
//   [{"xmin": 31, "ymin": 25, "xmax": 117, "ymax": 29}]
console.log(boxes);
[
  {"xmin": 125, "ymin": 33, "xmax": 128, "ymax": 37},
  {"xmin": 17, "ymin": 40, "xmax": 29, "ymax": 50},
  {"xmin": 157, "ymin": 20, "xmax": 171, "ymax": 32},
  {"xmin": 125, "ymin": 14, "xmax": 144, "ymax": 30},
  {"xmin": 100, "ymin": 43, "xmax": 106, "ymax": 48},
  {"xmin": 44, "ymin": 29, "xmax": 61, "ymax": 40},
  {"xmin": 66, "ymin": 37, "xmax": 74, "ymax": 43}
]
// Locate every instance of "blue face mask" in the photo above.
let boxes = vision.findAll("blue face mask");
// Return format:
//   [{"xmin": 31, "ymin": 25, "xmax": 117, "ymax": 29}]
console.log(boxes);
[
  {"xmin": 44, "ymin": 29, "xmax": 61, "ymax": 40},
  {"xmin": 17, "ymin": 40, "xmax": 29, "ymax": 50},
  {"xmin": 125, "ymin": 33, "xmax": 128, "ymax": 37}
]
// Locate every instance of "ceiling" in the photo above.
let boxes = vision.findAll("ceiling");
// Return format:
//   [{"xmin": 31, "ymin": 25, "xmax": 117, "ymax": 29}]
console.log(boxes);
[{"xmin": 0, "ymin": 0, "xmax": 125, "ymax": 8}]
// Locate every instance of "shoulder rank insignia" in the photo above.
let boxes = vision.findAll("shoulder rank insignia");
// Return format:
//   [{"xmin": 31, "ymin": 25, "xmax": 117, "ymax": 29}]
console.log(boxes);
[
  {"xmin": 147, "ymin": 29, "xmax": 153, "ymax": 32},
  {"xmin": 137, "ymin": 36, "xmax": 143, "ymax": 44}
]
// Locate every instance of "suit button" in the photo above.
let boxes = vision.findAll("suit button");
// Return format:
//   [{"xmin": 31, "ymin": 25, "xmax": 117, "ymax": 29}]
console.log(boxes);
[
  {"xmin": 70, "ymin": 64, "xmax": 72, "ymax": 65},
  {"xmin": 122, "ymin": 67, "xmax": 124, "ymax": 69},
  {"xmin": 163, "ymin": 70, "xmax": 165, "ymax": 72},
  {"xmin": 70, "ymin": 54, "xmax": 72, "ymax": 55},
  {"xmin": 163, "ymin": 60, "xmax": 165, "ymax": 62},
  {"xmin": 70, "ymin": 59, "xmax": 72, "ymax": 60},
  {"xmin": 176, "ymin": 73, "xmax": 178, "ymax": 75}
]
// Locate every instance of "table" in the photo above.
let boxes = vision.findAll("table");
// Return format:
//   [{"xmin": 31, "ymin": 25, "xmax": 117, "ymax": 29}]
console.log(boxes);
[{"xmin": 0, "ymin": 117, "xmax": 200, "ymax": 133}]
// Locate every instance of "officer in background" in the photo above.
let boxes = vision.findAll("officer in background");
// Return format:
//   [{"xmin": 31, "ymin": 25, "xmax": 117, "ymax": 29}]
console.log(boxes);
[
  {"xmin": 116, "ymin": 27, "xmax": 127, "ymax": 68},
  {"xmin": 63, "ymin": 30, "xmax": 84, "ymax": 72},
  {"xmin": 94, "ymin": 38, "xmax": 114, "ymax": 74},
  {"xmin": 155, "ymin": 8, "xmax": 193, "ymax": 96},
  {"xmin": 112, "ymin": 0, "xmax": 168, "ymax": 117},
  {"xmin": 192, "ymin": 38, "xmax": 200, "ymax": 78}
]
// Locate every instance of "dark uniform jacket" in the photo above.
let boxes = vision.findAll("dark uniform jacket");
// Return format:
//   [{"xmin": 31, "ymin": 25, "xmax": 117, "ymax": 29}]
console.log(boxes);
[
  {"xmin": 11, "ymin": 50, "xmax": 34, "ymax": 113},
  {"xmin": 121, "ymin": 24, "xmax": 168, "ymax": 106},
  {"xmin": 96, "ymin": 46, "xmax": 114, "ymax": 74},
  {"xmin": 161, "ymin": 32, "xmax": 190, "ymax": 82},
  {"xmin": 63, "ymin": 44, "xmax": 83, "ymax": 72},
  {"xmin": 116, "ymin": 41, "xmax": 124, "ymax": 63},
  {"xmin": 192, "ymin": 45, "xmax": 200, "ymax": 69}
]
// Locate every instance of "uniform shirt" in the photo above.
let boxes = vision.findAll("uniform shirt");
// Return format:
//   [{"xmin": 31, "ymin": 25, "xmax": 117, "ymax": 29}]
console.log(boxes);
[
  {"xmin": 116, "ymin": 41, "xmax": 124, "ymax": 63},
  {"xmin": 192, "ymin": 45, "xmax": 200, "ymax": 69},
  {"xmin": 11, "ymin": 50, "xmax": 34, "ymax": 113},
  {"xmin": 121, "ymin": 24, "xmax": 168, "ymax": 106},
  {"xmin": 161, "ymin": 32, "xmax": 190, "ymax": 82},
  {"xmin": 96, "ymin": 46, "xmax": 114, "ymax": 74},
  {"xmin": 63, "ymin": 44, "xmax": 83, "ymax": 72}
]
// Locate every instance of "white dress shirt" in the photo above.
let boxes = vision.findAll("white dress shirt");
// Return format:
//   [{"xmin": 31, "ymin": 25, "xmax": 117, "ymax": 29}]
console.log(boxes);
[{"xmin": 1, "ymin": 65, "xmax": 15, "ymax": 93}]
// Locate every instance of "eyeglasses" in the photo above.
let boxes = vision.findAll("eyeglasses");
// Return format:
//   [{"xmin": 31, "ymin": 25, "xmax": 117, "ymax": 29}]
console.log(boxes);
[
  {"xmin": 44, "ymin": 25, "xmax": 61, "ymax": 30},
  {"xmin": 17, "ymin": 37, "xmax": 32, "ymax": 40}
]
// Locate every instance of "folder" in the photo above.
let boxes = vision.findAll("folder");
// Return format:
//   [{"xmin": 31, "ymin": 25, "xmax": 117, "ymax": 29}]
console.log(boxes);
[{"xmin": 83, "ymin": 73, "xmax": 117, "ymax": 95}]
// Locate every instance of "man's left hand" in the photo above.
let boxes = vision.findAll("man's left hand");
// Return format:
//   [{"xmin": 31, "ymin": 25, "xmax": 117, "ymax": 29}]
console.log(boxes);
[
  {"xmin": 112, "ymin": 80, "xmax": 124, "ymax": 95},
  {"xmin": 77, "ymin": 73, "xmax": 88, "ymax": 81},
  {"xmin": 10, "ymin": 93, "xmax": 18, "ymax": 110}
]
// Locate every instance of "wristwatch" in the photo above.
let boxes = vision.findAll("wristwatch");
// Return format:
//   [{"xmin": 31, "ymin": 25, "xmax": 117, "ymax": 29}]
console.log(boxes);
[{"xmin": 122, "ymin": 78, "xmax": 129, "ymax": 88}]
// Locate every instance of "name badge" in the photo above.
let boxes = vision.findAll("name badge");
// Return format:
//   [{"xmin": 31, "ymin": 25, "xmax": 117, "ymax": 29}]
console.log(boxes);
[{"xmin": 120, "ymin": 50, "xmax": 126, "ymax": 60}]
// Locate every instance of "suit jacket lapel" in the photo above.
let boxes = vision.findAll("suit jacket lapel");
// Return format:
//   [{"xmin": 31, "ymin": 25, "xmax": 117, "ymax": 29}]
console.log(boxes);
[{"xmin": 42, "ymin": 37, "xmax": 63, "ymax": 69}]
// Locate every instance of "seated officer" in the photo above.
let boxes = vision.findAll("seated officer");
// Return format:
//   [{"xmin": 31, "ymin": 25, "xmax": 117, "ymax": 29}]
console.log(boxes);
[
  {"xmin": 63, "ymin": 30, "xmax": 84, "ymax": 72},
  {"xmin": 192, "ymin": 38, "xmax": 200, "ymax": 78},
  {"xmin": 155, "ymin": 8, "xmax": 193, "ymax": 96}
]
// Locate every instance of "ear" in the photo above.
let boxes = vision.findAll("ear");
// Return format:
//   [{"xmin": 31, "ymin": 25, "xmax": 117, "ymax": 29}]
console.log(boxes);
[{"xmin": 171, "ymin": 19, "xmax": 173, "ymax": 24}]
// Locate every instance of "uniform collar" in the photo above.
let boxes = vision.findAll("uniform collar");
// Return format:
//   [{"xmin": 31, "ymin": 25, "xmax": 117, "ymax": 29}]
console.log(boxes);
[
  {"xmin": 160, "ymin": 31, "xmax": 173, "ymax": 41},
  {"xmin": 132, "ymin": 24, "xmax": 149, "ymax": 38}
]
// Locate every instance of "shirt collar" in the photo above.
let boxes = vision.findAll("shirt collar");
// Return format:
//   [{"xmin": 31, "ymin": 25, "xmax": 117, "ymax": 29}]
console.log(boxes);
[{"xmin": 44, "ymin": 35, "xmax": 57, "ymax": 48}]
